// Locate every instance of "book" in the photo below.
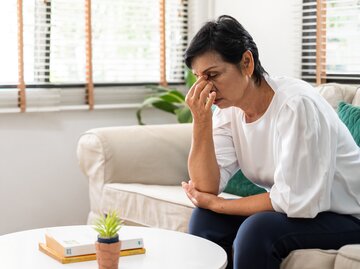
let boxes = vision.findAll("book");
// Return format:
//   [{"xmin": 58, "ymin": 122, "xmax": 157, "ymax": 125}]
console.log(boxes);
[
  {"xmin": 39, "ymin": 243, "xmax": 146, "ymax": 264},
  {"xmin": 44, "ymin": 226, "xmax": 144, "ymax": 257}
]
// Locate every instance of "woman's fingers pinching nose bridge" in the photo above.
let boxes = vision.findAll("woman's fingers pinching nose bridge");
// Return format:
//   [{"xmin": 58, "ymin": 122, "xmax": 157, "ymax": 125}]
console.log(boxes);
[
  {"xmin": 199, "ymin": 82, "xmax": 213, "ymax": 103},
  {"xmin": 187, "ymin": 76, "xmax": 206, "ymax": 98},
  {"xmin": 206, "ymin": 82, "xmax": 215, "ymax": 97}
]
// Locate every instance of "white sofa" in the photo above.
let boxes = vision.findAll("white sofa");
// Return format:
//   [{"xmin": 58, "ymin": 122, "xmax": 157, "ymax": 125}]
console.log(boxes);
[{"xmin": 77, "ymin": 83, "xmax": 360, "ymax": 269}]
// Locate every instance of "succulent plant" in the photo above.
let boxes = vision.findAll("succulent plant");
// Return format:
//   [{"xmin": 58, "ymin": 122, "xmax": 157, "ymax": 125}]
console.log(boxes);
[{"xmin": 93, "ymin": 210, "xmax": 123, "ymax": 239}]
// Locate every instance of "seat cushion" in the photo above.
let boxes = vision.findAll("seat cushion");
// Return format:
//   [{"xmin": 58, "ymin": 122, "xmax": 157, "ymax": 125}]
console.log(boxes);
[
  {"xmin": 334, "ymin": 244, "xmax": 360, "ymax": 269},
  {"xmin": 100, "ymin": 183, "xmax": 240, "ymax": 232},
  {"xmin": 280, "ymin": 249, "xmax": 337, "ymax": 269}
]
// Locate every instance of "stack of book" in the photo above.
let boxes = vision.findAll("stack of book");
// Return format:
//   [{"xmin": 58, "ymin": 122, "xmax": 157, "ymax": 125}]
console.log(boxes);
[{"xmin": 38, "ymin": 226, "xmax": 145, "ymax": 264}]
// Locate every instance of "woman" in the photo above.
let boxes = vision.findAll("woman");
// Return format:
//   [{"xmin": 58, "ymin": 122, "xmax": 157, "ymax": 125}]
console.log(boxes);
[{"xmin": 181, "ymin": 15, "xmax": 360, "ymax": 269}]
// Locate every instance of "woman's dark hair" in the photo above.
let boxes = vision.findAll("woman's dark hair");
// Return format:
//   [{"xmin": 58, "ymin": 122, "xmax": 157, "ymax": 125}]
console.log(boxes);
[{"xmin": 184, "ymin": 15, "xmax": 267, "ymax": 85}]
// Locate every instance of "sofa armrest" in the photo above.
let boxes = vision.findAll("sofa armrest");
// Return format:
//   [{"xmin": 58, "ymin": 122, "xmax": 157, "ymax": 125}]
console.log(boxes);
[{"xmin": 77, "ymin": 123, "xmax": 192, "ymax": 186}]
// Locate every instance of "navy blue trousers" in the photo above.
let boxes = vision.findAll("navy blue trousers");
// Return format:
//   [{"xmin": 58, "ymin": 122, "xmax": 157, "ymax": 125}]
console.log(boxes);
[{"xmin": 189, "ymin": 208, "xmax": 360, "ymax": 269}]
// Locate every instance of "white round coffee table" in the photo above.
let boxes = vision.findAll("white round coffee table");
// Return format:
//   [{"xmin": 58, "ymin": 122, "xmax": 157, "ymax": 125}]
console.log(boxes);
[{"xmin": 0, "ymin": 225, "xmax": 227, "ymax": 269}]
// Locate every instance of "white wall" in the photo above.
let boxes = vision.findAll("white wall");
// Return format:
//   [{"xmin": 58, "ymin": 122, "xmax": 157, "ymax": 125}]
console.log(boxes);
[
  {"xmin": 211, "ymin": 0, "xmax": 302, "ymax": 78},
  {"xmin": 0, "ymin": 108, "xmax": 176, "ymax": 235},
  {"xmin": 188, "ymin": 0, "xmax": 216, "ymax": 40}
]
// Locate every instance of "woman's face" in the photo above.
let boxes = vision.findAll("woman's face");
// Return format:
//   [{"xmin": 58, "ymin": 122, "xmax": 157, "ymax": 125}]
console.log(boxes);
[{"xmin": 191, "ymin": 50, "xmax": 252, "ymax": 109}]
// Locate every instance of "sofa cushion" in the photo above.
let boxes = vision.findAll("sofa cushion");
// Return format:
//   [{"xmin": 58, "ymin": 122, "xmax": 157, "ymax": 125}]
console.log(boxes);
[
  {"xmin": 338, "ymin": 102, "xmax": 360, "ymax": 146},
  {"xmin": 334, "ymin": 244, "xmax": 360, "ymax": 269},
  {"xmin": 352, "ymin": 88, "xmax": 360, "ymax": 107},
  {"xmin": 100, "ymin": 183, "xmax": 240, "ymax": 232},
  {"xmin": 79, "ymin": 124, "xmax": 192, "ymax": 186},
  {"xmin": 280, "ymin": 248, "xmax": 337, "ymax": 269},
  {"xmin": 316, "ymin": 83, "xmax": 358, "ymax": 110},
  {"xmin": 224, "ymin": 170, "xmax": 266, "ymax": 197}
]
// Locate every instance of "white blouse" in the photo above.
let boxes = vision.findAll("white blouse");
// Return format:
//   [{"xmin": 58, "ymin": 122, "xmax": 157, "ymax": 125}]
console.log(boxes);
[{"xmin": 213, "ymin": 76, "xmax": 360, "ymax": 218}]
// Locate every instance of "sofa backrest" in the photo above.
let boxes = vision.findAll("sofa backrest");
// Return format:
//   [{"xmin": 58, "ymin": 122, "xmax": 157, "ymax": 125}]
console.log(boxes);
[
  {"xmin": 78, "ymin": 123, "xmax": 192, "ymax": 185},
  {"xmin": 316, "ymin": 83, "xmax": 360, "ymax": 110}
]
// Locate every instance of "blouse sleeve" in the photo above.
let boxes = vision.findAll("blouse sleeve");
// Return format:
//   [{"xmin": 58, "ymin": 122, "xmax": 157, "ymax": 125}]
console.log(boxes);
[
  {"xmin": 270, "ymin": 96, "xmax": 336, "ymax": 218},
  {"xmin": 212, "ymin": 108, "xmax": 239, "ymax": 193}
]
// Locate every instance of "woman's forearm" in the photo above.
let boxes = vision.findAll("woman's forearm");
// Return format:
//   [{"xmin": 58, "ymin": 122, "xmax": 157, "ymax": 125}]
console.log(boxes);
[
  {"xmin": 188, "ymin": 121, "xmax": 220, "ymax": 194},
  {"xmin": 212, "ymin": 192, "xmax": 274, "ymax": 215},
  {"xmin": 185, "ymin": 76, "xmax": 219, "ymax": 194},
  {"xmin": 182, "ymin": 182, "xmax": 274, "ymax": 216}
]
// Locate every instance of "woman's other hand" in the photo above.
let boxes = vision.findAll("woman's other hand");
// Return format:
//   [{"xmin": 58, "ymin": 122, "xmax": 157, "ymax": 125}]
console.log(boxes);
[{"xmin": 182, "ymin": 180, "xmax": 222, "ymax": 209}]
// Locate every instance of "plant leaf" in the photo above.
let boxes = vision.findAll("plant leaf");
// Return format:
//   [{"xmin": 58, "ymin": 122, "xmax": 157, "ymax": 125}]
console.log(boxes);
[
  {"xmin": 92, "ymin": 210, "xmax": 123, "ymax": 238},
  {"xmin": 136, "ymin": 109, "xmax": 145, "ymax": 125},
  {"xmin": 185, "ymin": 67, "xmax": 196, "ymax": 89},
  {"xmin": 136, "ymin": 97, "xmax": 179, "ymax": 125},
  {"xmin": 138, "ymin": 77, "xmax": 194, "ymax": 125},
  {"xmin": 152, "ymin": 100, "xmax": 179, "ymax": 114},
  {"xmin": 136, "ymin": 97, "xmax": 165, "ymax": 125},
  {"xmin": 167, "ymin": 90, "xmax": 186, "ymax": 101},
  {"xmin": 175, "ymin": 106, "xmax": 193, "ymax": 123},
  {"xmin": 158, "ymin": 91, "xmax": 185, "ymax": 103}
]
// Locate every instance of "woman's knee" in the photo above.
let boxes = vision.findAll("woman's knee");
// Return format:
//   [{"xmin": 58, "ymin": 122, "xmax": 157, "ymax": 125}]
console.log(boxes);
[
  {"xmin": 188, "ymin": 207, "xmax": 227, "ymax": 237},
  {"xmin": 188, "ymin": 207, "xmax": 211, "ymax": 236},
  {"xmin": 236, "ymin": 211, "xmax": 287, "ymax": 241},
  {"xmin": 233, "ymin": 212, "xmax": 288, "ymax": 268},
  {"xmin": 189, "ymin": 207, "xmax": 246, "ymax": 239}
]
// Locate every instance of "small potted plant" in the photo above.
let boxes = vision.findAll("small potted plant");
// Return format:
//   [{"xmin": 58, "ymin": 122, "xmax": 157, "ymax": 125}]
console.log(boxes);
[{"xmin": 93, "ymin": 210, "xmax": 124, "ymax": 269}]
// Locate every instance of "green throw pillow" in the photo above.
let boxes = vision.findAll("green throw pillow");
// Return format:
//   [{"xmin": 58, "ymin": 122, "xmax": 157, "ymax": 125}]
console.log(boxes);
[
  {"xmin": 224, "ymin": 170, "xmax": 266, "ymax": 197},
  {"xmin": 338, "ymin": 102, "xmax": 360, "ymax": 147}
]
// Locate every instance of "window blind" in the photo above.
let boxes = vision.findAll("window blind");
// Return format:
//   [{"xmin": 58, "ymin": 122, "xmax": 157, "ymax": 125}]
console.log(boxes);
[
  {"xmin": 0, "ymin": 0, "xmax": 188, "ymax": 112},
  {"xmin": 0, "ymin": 2, "xmax": 20, "ymax": 111},
  {"xmin": 0, "ymin": 2, "xmax": 18, "ymax": 85},
  {"xmin": 165, "ymin": 0, "xmax": 188, "ymax": 83},
  {"xmin": 301, "ymin": 0, "xmax": 360, "ymax": 84}
]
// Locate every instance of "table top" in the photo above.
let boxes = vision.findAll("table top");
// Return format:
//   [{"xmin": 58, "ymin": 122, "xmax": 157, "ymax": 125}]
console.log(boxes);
[{"xmin": 0, "ymin": 225, "xmax": 227, "ymax": 269}]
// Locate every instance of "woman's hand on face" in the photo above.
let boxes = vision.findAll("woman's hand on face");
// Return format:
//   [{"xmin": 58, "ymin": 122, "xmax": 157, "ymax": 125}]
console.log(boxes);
[
  {"xmin": 185, "ymin": 76, "xmax": 216, "ymax": 125},
  {"xmin": 182, "ymin": 180, "xmax": 221, "ymax": 210}
]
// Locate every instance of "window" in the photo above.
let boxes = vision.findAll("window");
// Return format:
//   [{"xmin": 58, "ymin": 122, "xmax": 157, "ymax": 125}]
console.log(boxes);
[
  {"xmin": 301, "ymin": 0, "xmax": 360, "ymax": 84},
  {"xmin": 0, "ymin": 3, "xmax": 18, "ymax": 85},
  {"xmin": 0, "ymin": 0, "xmax": 188, "ymax": 112}
]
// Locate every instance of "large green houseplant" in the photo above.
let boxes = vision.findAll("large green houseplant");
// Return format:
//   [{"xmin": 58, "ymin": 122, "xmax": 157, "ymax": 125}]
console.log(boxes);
[{"xmin": 136, "ymin": 68, "xmax": 196, "ymax": 125}]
